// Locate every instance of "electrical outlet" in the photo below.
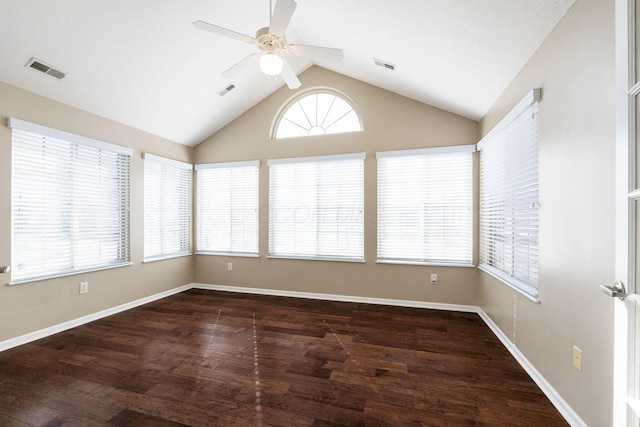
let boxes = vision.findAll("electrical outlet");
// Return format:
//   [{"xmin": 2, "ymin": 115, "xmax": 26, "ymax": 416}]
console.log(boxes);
[
  {"xmin": 430, "ymin": 273, "xmax": 438, "ymax": 284},
  {"xmin": 79, "ymin": 281, "xmax": 89, "ymax": 294},
  {"xmin": 572, "ymin": 346, "xmax": 582, "ymax": 371},
  {"xmin": 227, "ymin": 262, "xmax": 233, "ymax": 271}
]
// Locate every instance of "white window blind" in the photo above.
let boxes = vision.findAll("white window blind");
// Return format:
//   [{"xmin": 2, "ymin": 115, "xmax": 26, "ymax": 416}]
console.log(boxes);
[
  {"xmin": 144, "ymin": 153, "xmax": 192, "ymax": 261},
  {"xmin": 196, "ymin": 161, "xmax": 259, "ymax": 256},
  {"xmin": 377, "ymin": 146, "xmax": 474, "ymax": 265},
  {"xmin": 478, "ymin": 89, "xmax": 541, "ymax": 299},
  {"xmin": 9, "ymin": 118, "xmax": 132, "ymax": 283},
  {"xmin": 268, "ymin": 153, "xmax": 365, "ymax": 261}
]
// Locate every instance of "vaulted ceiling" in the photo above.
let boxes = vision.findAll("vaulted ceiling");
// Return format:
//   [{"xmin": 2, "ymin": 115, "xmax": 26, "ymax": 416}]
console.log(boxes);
[{"xmin": 0, "ymin": 0, "xmax": 575, "ymax": 146}]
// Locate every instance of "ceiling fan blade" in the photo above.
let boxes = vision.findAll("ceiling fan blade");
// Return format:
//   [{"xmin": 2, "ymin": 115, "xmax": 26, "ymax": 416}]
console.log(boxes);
[
  {"xmin": 222, "ymin": 53, "xmax": 259, "ymax": 78},
  {"xmin": 193, "ymin": 20, "xmax": 254, "ymax": 44},
  {"xmin": 269, "ymin": 0, "xmax": 297, "ymax": 37},
  {"xmin": 280, "ymin": 58, "xmax": 301, "ymax": 89},
  {"xmin": 289, "ymin": 44, "xmax": 344, "ymax": 61}
]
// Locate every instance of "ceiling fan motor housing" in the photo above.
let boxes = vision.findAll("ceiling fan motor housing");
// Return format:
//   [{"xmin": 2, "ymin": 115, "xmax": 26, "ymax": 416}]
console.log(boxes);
[{"xmin": 254, "ymin": 27, "xmax": 288, "ymax": 53}]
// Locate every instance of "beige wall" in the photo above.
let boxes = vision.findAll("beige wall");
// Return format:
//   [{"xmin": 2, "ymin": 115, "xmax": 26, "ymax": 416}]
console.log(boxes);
[
  {"xmin": 0, "ymin": 81, "xmax": 195, "ymax": 341},
  {"xmin": 478, "ymin": 0, "xmax": 615, "ymax": 425},
  {"xmin": 194, "ymin": 66, "xmax": 480, "ymax": 305}
]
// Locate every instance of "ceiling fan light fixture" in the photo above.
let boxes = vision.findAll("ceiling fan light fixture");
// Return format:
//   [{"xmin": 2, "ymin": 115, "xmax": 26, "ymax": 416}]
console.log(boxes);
[{"xmin": 259, "ymin": 52, "xmax": 284, "ymax": 76}]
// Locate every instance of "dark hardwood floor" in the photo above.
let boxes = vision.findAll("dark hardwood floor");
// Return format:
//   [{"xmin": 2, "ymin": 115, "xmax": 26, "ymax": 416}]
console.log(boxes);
[{"xmin": 0, "ymin": 289, "xmax": 568, "ymax": 426}]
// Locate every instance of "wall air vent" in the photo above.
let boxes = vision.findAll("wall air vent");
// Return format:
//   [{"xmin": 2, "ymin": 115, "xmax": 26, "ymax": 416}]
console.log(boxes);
[
  {"xmin": 374, "ymin": 58, "xmax": 396, "ymax": 71},
  {"xmin": 218, "ymin": 84, "xmax": 236, "ymax": 96},
  {"xmin": 25, "ymin": 58, "xmax": 66, "ymax": 79}
]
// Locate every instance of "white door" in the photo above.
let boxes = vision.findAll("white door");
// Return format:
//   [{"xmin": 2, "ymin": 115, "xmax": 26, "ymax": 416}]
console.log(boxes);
[{"xmin": 614, "ymin": 1, "xmax": 640, "ymax": 426}]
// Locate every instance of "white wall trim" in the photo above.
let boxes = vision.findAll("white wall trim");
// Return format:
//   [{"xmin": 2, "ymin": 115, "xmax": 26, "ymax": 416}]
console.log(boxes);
[
  {"xmin": 0, "ymin": 284, "xmax": 192, "ymax": 352},
  {"xmin": 0, "ymin": 282, "xmax": 585, "ymax": 426},
  {"xmin": 192, "ymin": 283, "xmax": 479, "ymax": 313}
]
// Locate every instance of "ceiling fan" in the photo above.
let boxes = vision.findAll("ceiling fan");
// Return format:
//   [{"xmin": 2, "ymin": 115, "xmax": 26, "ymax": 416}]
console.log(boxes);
[{"xmin": 193, "ymin": 0, "xmax": 344, "ymax": 89}]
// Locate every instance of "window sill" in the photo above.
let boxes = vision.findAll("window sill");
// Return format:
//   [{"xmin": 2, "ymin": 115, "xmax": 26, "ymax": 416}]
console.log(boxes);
[
  {"xmin": 195, "ymin": 252, "xmax": 260, "ymax": 258},
  {"xmin": 376, "ymin": 260, "xmax": 475, "ymax": 268},
  {"xmin": 478, "ymin": 264, "xmax": 540, "ymax": 303},
  {"xmin": 143, "ymin": 253, "xmax": 192, "ymax": 263},
  {"xmin": 9, "ymin": 262, "xmax": 133, "ymax": 286},
  {"xmin": 267, "ymin": 255, "xmax": 365, "ymax": 263}
]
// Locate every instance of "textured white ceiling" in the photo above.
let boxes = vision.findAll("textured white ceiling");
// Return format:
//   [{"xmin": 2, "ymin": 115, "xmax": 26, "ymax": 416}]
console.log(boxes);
[{"xmin": 0, "ymin": 0, "xmax": 575, "ymax": 146}]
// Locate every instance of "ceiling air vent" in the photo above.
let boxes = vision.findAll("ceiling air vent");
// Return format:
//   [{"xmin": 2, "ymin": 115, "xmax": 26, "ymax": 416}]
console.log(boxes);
[
  {"xmin": 218, "ymin": 84, "xmax": 236, "ymax": 96},
  {"xmin": 374, "ymin": 58, "xmax": 396, "ymax": 71},
  {"xmin": 25, "ymin": 58, "xmax": 66, "ymax": 79}
]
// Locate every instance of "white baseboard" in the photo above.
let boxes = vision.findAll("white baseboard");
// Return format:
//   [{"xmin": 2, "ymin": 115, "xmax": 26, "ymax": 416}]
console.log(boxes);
[
  {"xmin": 0, "ymin": 284, "xmax": 192, "ymax": 352},
  {"xmin": 192, "ymin": 282, "xmax": 480, "ymax": 313},
  {"xmin": 476, "ymin": 310, "xmax": 587, "ymax": 427},
  {"xmin": 0, "ymin": 282, "xmax": 585, "ymax": 426}
]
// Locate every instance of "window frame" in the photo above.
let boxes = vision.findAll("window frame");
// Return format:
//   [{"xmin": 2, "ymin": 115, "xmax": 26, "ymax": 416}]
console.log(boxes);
[
  {"xmin": 376, "ymin": 145, "xmax": 475, "ymax": 267},
  {"xmin": 478, "ymin": 89, "xmax": 541, "ymax": 301},
  {"xmin": 271, "ymin": 88, "xmax": 363, "ymax": 140},
  {"xmin": 143, "ymin": 153, "xmax": 193, "ymax": 262},
  {"xmin": 268, "ymin": 152, "xmax": 366, "ymax": 262},
  {"xmin": 195, "ymin": 160, "xmax": 260, "ymax": 257},
  {"xmin": 9, "ymin": 118, "xmax": 132, "ymax": 284}
]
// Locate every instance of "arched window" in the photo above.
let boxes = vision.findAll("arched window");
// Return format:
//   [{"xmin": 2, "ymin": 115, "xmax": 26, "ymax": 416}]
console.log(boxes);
[{"xmin": 272, "ymin": 89, "xmax": 362, "ymax": 139}]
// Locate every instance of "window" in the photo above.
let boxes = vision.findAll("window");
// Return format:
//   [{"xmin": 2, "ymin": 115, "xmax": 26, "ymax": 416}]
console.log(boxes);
[
  {"xmin": 196, "ymin": 161, "xmax": 259, "ymax": 256},
  {"xmin": 377, "ymin": 146, "xmax": 474, "ymax": 265},
  {"xmin": 268, "ymin": 153, "xmax": 365, "ymax": 261},
  {"xmin": 478, "ymin": 89, "xmax": 541, "ymax": 299},
  {"xmin": 272, "ymin": 89, "xmax": 362, "ymax": 139},
  {"xmin": 9, "ymin": 118, "xmax": 131, "ymax": 283},
  {"xmin": 144, "ymin": 153, "xmax": 192, "ymax": 261}
]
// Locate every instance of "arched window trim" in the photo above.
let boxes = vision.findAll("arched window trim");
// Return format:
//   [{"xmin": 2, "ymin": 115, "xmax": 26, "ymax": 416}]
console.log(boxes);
[{"xmin": 270, "ymin": 87, "xmax": 363, "ymax": 140}]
